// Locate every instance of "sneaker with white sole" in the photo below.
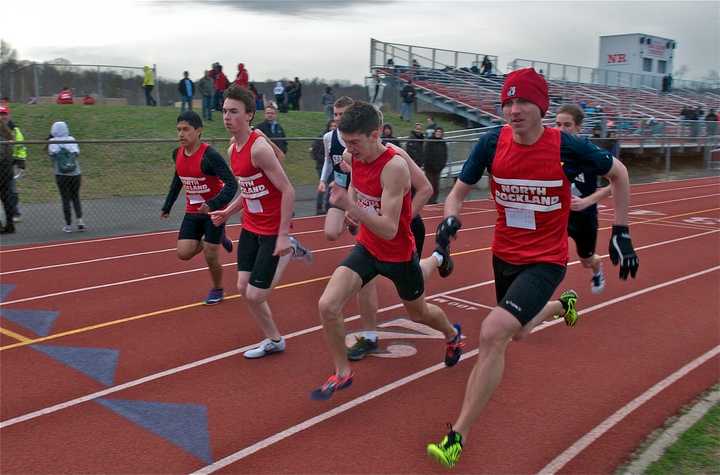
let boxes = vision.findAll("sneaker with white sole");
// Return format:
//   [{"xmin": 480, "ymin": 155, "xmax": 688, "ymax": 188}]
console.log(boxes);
[
  {"xmin": 243, "ymin": 337, "xmax": 286, "ymax": 359},
  {"xmin": 289, "ymin": 236, "xmax": 313, "ymax": 264},
  {"xmin": 77, "ymin": 219, "xmax": 86, "ymax": 231},
  {"xmin": 62, "ymin": 225, "xmax": 73, "ymax": 233},
  {"xmin": 591, "ymin": 269, "xmax": 605, "ymax": 294}
]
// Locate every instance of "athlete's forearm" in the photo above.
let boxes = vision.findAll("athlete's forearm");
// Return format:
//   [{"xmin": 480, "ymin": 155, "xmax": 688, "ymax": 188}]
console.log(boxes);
[
  {"xmin": 411, "ymin": 184, "xmax": 431, "ymax": 217},
  {"xmin": 161, "ymin": 174, "xmax": 183, "ymax": 213},
  {"xmin": 347, "ymin": 205, "xmax": 398, "ymax": 240},
  {"xmin": 277, "ymin": 187, "xmax": 295, "ymax": 236},
  {"xmin": 585, "ymin": 185, "xmax": 612, "ymax": 206},
  {"xmin": 320, "ymin": 157, "xmax": 332, "ymax": 183},
  {"xmin": 606, "ymin": 159, "xmax": 630, "ymax": 226},
  {"xmin": 222, "ymin": 188, "xmax": 244, "ymax": 216},
  {"xmin": 443, "ymin": 180, "xmax": 471, "ymax": 218}
]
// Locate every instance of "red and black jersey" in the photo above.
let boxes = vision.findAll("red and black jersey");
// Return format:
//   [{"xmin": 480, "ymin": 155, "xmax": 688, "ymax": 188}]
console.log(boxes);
[
  {"xmin": 352, "ymin": 147, "xmax": 415, "ymax": 262},
  {"xmin": 231, "ymin": 131, "xmax": 283, "ymax": 236}
]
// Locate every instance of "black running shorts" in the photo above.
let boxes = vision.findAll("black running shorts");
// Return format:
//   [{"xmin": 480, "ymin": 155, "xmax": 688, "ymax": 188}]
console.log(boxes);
[
  {"xmin": 340, "ymin": 244, "xmax": 424, "ymax": 301},
  {"xmin": 493, "ymin": 255, "xmax": 566, "ymax": 325},
  {"xmin": 568, "ymin": 211, "xmax": 599, "ymax": 259},
  {"xmin": 178, "ymin": 212, "xmax": 225, "ymax": 244},
  {"xmin": 237, "ymin": 229, "xmax": 280, "ymax": 289}
]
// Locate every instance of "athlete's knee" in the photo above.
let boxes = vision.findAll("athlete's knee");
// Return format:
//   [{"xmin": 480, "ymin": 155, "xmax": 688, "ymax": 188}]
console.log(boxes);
[
  {"xmin": 324, "ymin": 229, "xmax": 342, "ymax": 241},
  {"xmin": 176, "ymin": 250, "xmax": 194, "ymax": 261},
  {"xmin": 244, "ymin": 286, "xmax": 269, "ymax": 305},
  {"xmin": 479, "ymin": 309, "xmax": 517, "ymax": 348},
  {"xmin": 580, "ymin": 257, "xmax": 594, "ymax": 268},
  {"xmin": 318, "ymin": 293, "xmax": 343, "ymax": 321}
]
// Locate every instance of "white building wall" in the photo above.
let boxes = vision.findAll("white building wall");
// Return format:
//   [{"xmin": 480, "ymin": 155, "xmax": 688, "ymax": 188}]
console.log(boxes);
[{"xmin": 598, "ymin": 34, "xmax": 675, "ymax": 76}]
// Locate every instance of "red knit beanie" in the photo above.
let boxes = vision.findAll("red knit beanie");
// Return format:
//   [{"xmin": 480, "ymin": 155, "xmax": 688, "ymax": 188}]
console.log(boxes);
[{"xmin": 501, "ymin": 68, "xmax": 549, "ymax": 117}]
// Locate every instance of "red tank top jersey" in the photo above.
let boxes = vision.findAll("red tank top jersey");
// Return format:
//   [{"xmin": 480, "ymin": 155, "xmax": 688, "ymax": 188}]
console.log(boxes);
[
  {"xmin": 175, "ymin": 143, "xmax": 225, "ymax": 213},
  {"xmin": 353, "ymin": 147, "xmax": 415, "ymax": 262},
  {"xmin": 230, "ymin": 131, "xmax": 282, "ymax": 235},
  {"xmin": 490, "ymin": 126, "xmax": 571, "ymax": 266}
]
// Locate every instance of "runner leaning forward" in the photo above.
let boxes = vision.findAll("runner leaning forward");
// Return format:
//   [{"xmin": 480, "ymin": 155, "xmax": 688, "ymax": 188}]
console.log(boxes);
[{"xmin": 161, "ymin": 111, "xmax": 237, "ymax": 305}]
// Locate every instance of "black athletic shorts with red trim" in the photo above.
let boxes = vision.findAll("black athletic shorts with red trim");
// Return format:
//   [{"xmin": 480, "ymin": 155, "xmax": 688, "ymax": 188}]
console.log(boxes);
[
  {"xmin": 178, "ymin": 212, "xmax": 225, "ymax": 244},
  {"xmin": 493, "ymin": 255, "xmax": 566, "ymax": 326},
  {"xmin": 237, "ymin": 229, "xmax": 280, "ymax": 290},
  {"xmin": 340, "ymin": 244, "xmax": 424, "ymax": 301},
  {"xmin": 568, "ymin": 211, "xmax": 599, "ymax": 259}
]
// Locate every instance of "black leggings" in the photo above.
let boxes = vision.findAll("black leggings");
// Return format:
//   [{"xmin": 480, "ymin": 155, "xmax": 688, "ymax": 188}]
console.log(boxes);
[
  {"xmin": 0, "ymin": 171, "xmax": 14, "ymax": 227},
  {"xmin": 55, "ymin": 175, "xmax": 82, "ymax": 225}
]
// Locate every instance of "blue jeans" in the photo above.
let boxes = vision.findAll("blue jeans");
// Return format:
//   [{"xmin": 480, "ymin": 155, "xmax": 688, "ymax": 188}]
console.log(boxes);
[
  {"xmin": 181, "ymin": 95, "xmax": 192, "ymax": 112},
  {"xmin": 202, "ymin": 95, "xmax": 213, "ymax": 120},
  {"xmin": 400, "ymin": 102, "xmax": 413, "ymax": 121}
]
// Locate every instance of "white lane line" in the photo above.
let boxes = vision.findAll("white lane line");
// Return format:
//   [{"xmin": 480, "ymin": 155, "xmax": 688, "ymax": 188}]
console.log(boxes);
[
  {"xmin": 437, "ymin": 294, "xmax": 495, "ymax": 310},
  {"xmin": 631, "ymin": 183, "xmax": 720, "ymax": 196},
  {"xmin": 0, "ymin": 224, "xmax": 496, "ymax": 306},
  {"xmin": 600, "ymin": 192, "xmax": 720, "ymax": 213},
  {"xmin": 538, "ymin": 345, "xmax": 720, "ymax": 475},
  {"xmin": 3, "ymin": 176, "xmax": 714, "ymax": 255},
  {"xmin": 2, "ymin": 236, "xmax": 717, "ymax": 431},
  {"xmin": 190, "ymin": 265, "xmax": 720, "ymax": 474}
]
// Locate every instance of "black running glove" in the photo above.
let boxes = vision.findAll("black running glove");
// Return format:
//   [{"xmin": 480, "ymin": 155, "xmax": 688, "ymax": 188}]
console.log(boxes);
[
  {"xmin": 435, "ymin": 216, "xmax": 462, "ymax": 249},
  {"xmin": 609, "ymin": 225, "xmax": 639, "ymax": 280}
]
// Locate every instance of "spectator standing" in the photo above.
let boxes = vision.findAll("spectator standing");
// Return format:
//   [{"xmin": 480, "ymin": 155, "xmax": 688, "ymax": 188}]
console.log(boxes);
[
  {"xmin": 57, "ymin": 87, "xmax": 74, "ymax": 104},
  {"xmin": 423, "ymin": 127, "xmax": 447, "ymax": 204},
  {"xmin": 255, "ymin": 104, "xmax": 288, "ymax": 154},
  {"xmin": 213, "ymin": 64, "xmax": 230, "ymax": 111},
  {"xmin": 405, "ymin": 122, "xmax": 426, "ymax": 167},
  {"xmin": 706, "ymin": 109, "xmax": 718, "ymax": 137},
  {"xmin": 380, "ymin": 123, "xmax": 400, "ymax": 147},
  {"xmin": 0, "ymin": 122, "xmax": 15, "ymax": 233},
  {"xmin": 481, "ymin": 55, "xmax": 493, "ymax": 76},
  {"xmin": 234, "ymin": 63, "xmax": 249, "ymax": 89},
  {"xmin": 0, "ymin": 105, "xmax": 26, "ymax": 223},
  {"xmin": 286, "ymin": 80, "xmax": 300, "ymax": 111},
  {"xmin": 142, "ymin": 66, "xmax": 157, "ymax": 106},
  {"xmin": 197, "ymin": 70, "xmax": 214, "ymax": 121},
  {"xmin": 321, "ymin": 86, "xmax": 335, "ymax": 119},
  {"xmin": 425, "ymin": 115, "xmax": 438, "ymax": 138},
  {"xmin": 310, "ymin": 119, "xmax": 337, "ymax": 214},
  {"xmin": 294, "ymin": 77, "xmax": 303, "ymax": 110},
  {"xmin": 178, "ymin": 71, "xmax": 194, "ymax": 112},
  {"xmin": 400, "ymin": 80, "xmax": 417, "ymax": 121},
  {"xmin": 48, "ymin": 121, "xmax": 84, "ymax": 233},
  {"xmin": 249, "ymin": 83, "xmax": 264, "ymax": 111},
  {"xmin": 273, "ymin": 81, "xmax": 286, "ymax": 112}
]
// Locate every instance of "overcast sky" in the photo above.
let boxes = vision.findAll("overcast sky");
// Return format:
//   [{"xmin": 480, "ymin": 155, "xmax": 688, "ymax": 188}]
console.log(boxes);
[{"xmin": 4, "ymin": 0, "xmax": 719, "ymax": 83}]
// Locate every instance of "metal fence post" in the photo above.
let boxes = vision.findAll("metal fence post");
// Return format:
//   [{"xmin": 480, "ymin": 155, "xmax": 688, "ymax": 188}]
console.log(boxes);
[
  {"xmin": 97, "ymin": 65, "xmax": 102, "ymax": 99},
  {"xmin": 33, "ymin": 63, "xmax": 40, "ymax": 99},
  {"xmin": 153, "ymin": 64, "xmax": 160, "ymax": 106},
  {"xmin": 664, "ymin": 142, "xmax": 671, "ymax": 172}
]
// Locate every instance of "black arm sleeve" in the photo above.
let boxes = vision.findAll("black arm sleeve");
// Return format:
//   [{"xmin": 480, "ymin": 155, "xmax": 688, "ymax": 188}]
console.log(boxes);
[
  {"xmin": 201, "ymin": 147, "xmax": 238, "ymax": 211},
  {"xmin": 162, "ymin": 148, "xmax": 183, "ymax": 213},
  {"xmin": 560, "ymin": 132, "xmax": 614, "ymax": 179},
  {"xmin": 458, "ymin": 127, "xmax": 500, "ymax": 185}
]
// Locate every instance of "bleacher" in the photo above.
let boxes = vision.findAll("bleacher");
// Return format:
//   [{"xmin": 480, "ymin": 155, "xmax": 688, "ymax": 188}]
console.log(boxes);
[{"xmin": 370, "ymin": 39, "xmax": 720, "ymax": 138}]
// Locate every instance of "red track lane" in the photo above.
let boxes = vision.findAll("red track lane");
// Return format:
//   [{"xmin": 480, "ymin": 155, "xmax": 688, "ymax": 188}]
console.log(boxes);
[
  {"xmin": 1, "ymin": 228, "xmax": 717, "ymax": 473},
  {"xmin": 0, "ymin": 194, "xmax": 713, "ymax": 342},
  {"xmin": 0, "ymin": 204, "xmax": 717, "ymax": 418},
  {"xmin": 1, "ymin": 176, "xmax": 719, "ymax": 474}
]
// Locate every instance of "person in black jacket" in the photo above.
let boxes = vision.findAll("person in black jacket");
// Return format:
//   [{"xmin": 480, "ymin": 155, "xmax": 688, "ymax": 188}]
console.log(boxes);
[
  {"xmin": 405, "ymin": 122, "xmax": 425, "ymax": 167},
  {"xmin": 255, "ymin": 104, "xmax": 288, "ymax": 153},
  {"xmin": 311, "ymin": 119, "xmax": 336, "ymax": 214},
  {"xmin": 380, "ymin": 123, "xmax": 400, "ymax": 147},
  {"xmin": 423, "ymin": 127, "xmax": 447, "ymax": 204},
  {"xmin": 178, "ymin": 71, "xmax": 194, "ymax": 112}
]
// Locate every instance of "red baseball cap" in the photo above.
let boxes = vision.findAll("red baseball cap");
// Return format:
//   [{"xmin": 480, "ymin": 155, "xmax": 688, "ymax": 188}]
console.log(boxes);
[
  {"xmin": 501, "ymin": 68, "xmax": 549, "ymax": 116},
  {"xmin": 0, "ymin": 105, "xmax": 9, "ymax": 114}
]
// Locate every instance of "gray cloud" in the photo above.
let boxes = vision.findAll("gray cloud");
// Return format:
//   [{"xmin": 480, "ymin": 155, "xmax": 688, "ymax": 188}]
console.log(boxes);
[{"xmin": 147, "ymin": 0, "xmax": 393, "ymax": 16}]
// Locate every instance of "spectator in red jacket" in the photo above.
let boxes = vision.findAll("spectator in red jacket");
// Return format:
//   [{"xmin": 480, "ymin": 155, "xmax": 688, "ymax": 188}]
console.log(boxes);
[
  {"xmin": 213, "ymin": 64, "xmax": 230, "ymax": 111},
  {"xmin": 57, "ymin": 87, "xmax": 74, "ymax": 105},
  {"xmin": 235, "ymin": 63, "xmax": 249, "ymax": 89}
]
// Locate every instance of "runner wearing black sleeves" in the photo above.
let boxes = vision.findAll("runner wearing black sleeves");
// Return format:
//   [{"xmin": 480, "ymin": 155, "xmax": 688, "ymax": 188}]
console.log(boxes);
[{"xmin": 161, "ymin": 111, "xmax": 237, "ymax": 305}]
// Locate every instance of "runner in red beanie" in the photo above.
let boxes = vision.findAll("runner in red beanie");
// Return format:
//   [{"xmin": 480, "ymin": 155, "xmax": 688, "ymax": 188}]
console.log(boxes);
[{"xmin": 500, "ymin": 67, "xmax": 549, "ymax": 116}]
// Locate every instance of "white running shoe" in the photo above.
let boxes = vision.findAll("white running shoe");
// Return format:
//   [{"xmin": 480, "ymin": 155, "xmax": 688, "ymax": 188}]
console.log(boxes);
[
  {"xmin": 77, "ymin": 219, "xmax": 86, "ymax": 231},
  {"xmin": 243, "ymin": 337, "xmax": 286, "ymax": 359},
  {"xmin": 289, "ymin": 236, "xmax": 313, "ymax": 264},
  {"xmin": 591, "ymin": 269, "xmax": 606, "ymax": 294},
  {"xmin": 62, "ymin": 225, "xmax": 73, "ymax": 233}
]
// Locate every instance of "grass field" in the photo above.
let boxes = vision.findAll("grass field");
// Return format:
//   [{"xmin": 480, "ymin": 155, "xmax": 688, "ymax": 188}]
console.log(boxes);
[
  {"xmin": 644, "ymin": 402, "xmax": 720, "ymax": 475},
  {"xmin": 7, "ymin": 103, "xmax": 461, "ymax": 203}
]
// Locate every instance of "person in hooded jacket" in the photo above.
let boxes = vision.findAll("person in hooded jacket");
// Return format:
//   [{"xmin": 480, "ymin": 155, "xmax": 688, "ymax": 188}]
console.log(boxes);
[
  {"xmin": 405, "ymin": 122, "xmax": 425, "ymax": 168},
  {"xmin": 234, "ymin": 63, "xmax": 249, "ymax": 89},
  {"xmin": 423, "ymin": 127, "xmax": 448, "ymax": 204},
  {"xmin": 48, "ymin": 121, "xmax": 84, "ymax": 233}
]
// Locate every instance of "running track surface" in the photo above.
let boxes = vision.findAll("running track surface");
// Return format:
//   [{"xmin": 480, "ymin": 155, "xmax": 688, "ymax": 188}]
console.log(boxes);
[{"xmin": 1, "ymin": 176, "xmax": 718, "ymax": 474}]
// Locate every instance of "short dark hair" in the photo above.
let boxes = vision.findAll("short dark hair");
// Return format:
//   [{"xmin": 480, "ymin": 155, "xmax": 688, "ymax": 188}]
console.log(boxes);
[
  {"xmin": 338, "ymin": 101, "xmax": 381, "ymax": 136},
  {"xmin": 224, "ymin": 84, "xmax": 256, "ymax": 115},
  {"xmin": 557, "ymin": 104, "xmax": 584, "ymax": 126},
  {"xmin": 177, "ymin": 110, "xmax": 203, "ymax": 129}
]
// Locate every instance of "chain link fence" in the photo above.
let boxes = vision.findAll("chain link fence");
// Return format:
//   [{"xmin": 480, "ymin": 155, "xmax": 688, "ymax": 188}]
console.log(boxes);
[{"xmin": 1, "ymin": 133, "xmax": 718, "ymax": 246}]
